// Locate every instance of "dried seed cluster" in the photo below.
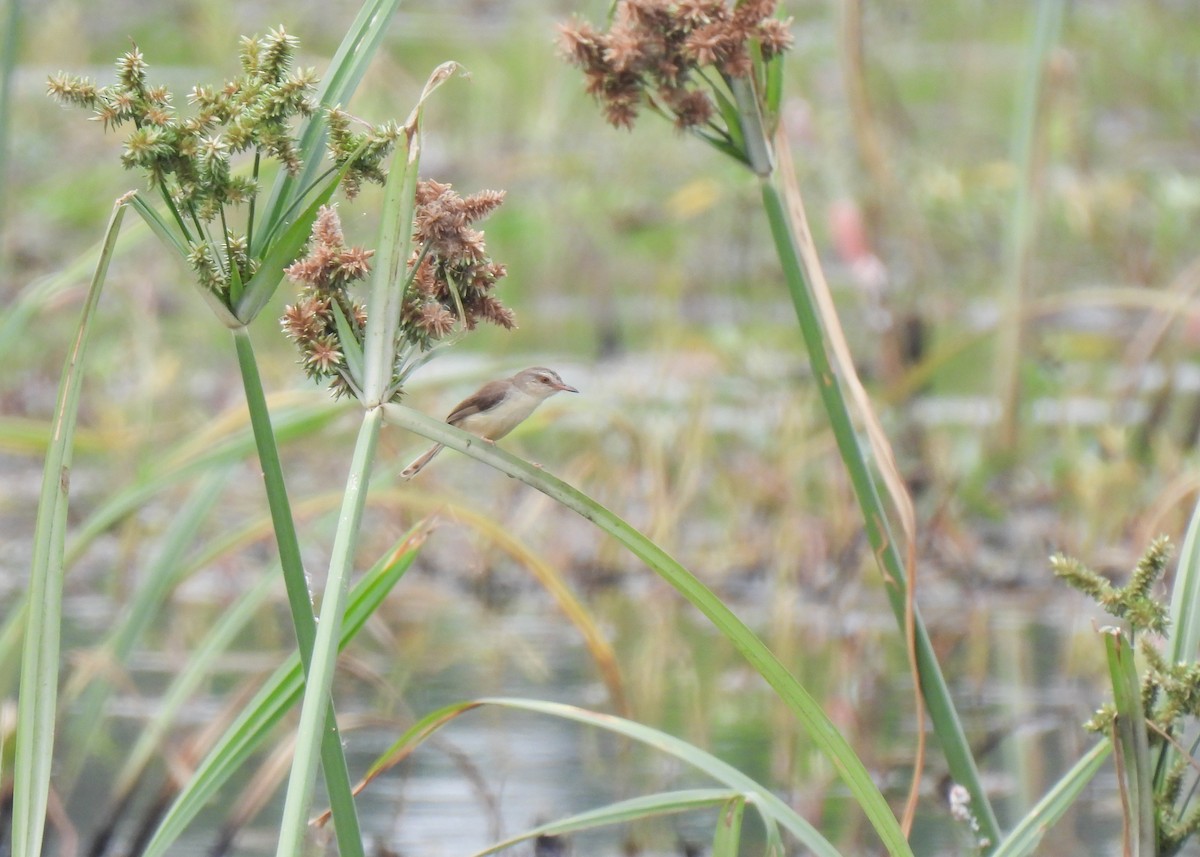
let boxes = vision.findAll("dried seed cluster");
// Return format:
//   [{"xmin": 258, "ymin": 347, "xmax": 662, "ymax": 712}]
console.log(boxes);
[
  {"xmin": 282, "ymin": 182, "xmax": 512, "ymax": 400},
  {"xmin": 404, "ymin": 180, "xmax": 513, "ymax": 350},
  {"xmin": 559, "ymin": 0, "xmax": 792, "ymax": 130},
  {"xmin": 280, "ymin": 206, "xmax": 373, "ymax": 399}
]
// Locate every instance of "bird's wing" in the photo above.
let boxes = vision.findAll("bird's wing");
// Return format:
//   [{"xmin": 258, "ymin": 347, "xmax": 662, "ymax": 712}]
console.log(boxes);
[{"xmin": 445, "ymin": 380, "xmax": 509, "ymax": 424}]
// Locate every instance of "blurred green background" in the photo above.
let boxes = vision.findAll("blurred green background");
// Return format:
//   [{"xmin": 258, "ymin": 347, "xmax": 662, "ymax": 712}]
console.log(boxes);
[{"xmin": 4, "ymin": 0, "xmax": 1200, "ymax": 854}]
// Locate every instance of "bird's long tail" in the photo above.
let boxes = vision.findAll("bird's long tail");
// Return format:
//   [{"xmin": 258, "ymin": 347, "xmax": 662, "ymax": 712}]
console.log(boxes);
[{"xmin": 401, "ymin": 443, "xmax": 444, "ymax": 479}]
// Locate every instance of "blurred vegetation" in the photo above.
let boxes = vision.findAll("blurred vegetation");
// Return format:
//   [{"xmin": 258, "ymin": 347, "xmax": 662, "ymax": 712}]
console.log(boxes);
[{"xmin": 4, "ymin": 0, "xmax": 1200, "ymax": 854}]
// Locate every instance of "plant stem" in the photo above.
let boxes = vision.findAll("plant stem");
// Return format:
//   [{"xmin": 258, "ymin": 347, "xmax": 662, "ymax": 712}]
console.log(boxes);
[
  {"xmin": 275, "ymin": 405, "xmax": 382, "ymax": 857},
  {"xmin": 232, "ymin": 328, "xmax": 365, "ymax": 857},
  {"xmin": 759, "ymin": 176, "xmax": 1001, "ymax": 848},
  {"xmin": 247, "ymin": 149, "xmax": 261, "ymax": 258},
  {"xmin": 992, "ymin": 0, "xmax": 1064, "ymax": 453},
  {"xmin": 728, "ymin": 76, "xmax": 773, "ymax": 176}
]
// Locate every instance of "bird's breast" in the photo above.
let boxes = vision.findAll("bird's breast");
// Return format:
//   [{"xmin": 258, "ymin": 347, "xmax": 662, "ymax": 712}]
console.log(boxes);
[{"xmin": 455, "ymin": 390, "xmax": 543, "ymax": 440}]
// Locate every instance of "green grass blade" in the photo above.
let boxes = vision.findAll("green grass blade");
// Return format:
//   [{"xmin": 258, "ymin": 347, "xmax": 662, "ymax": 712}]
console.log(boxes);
[
  {"xmin": 1168, "ymin": 499, "xmax": 1200, "ymax": 665},
  {"xmin": 363, "ymin": 697, "xmax": 844, "ymax": 857},
  {"xmin": 63, "ymin": 394, "xmax": 339, "ymax": 567},
  {"xmin": 275, "ymin": 407, "xmax": 382, "ymax": 857},
  {"xmin": 60, "ymin": 468, "xmax": 231, "ymax": 792},
  {"xmin": 257, "ymin": 0, "xmax": 403, "ymax": 246},
  {"xmin": 331, "ymin": 300, "xmax": 366, "ymax": 388},
  {"xmin": 706, "ymin": 78, "xmax": 750, "ymax": 165},
  {"xmin": 127, "ymin": 192, "xmax": 188, "ymax": 257},
  {"xmin": 992, "ymin": 0, "xmax": 1066, "ymax": 451},
  {"xmin": 0, "ymin": 602, "xmax": 25, "ymax": 695},
  {"xmin": 992, "ymin": 739, "xmax": 1111, "ymax": 857},
  {"xmin": 471, "ymin": 789, "xmax": 744, "ymax": 857},
  {"xmin": 139, "ymin": 524, "xmax": 425, "ymax": 857},
  {"xmin": 757, "ymin": 177, "xmax": 999, "ymax": 846},
  {"xmin": 362, "ymin": 107, "xmax": 419, "ymax": 401},
  {"xmin": 763, "ymin": 54, "xmax": 784, "ymax": 127},
  {"xmin": 11, "ymin": 195, "xmax": 128, "ymax": 857},
  {"xmin": 231, "ymin": 328, "xmax": 364, "ymax": 856},
  {"xmin": 1157, "ymin": 497, "xmax": 1200, "ymax": 789},
  {"xmin": 712, "ymin": 793, "xmax": 746, "ymax": 857},
  {"xmin": 1105, "ymin": 629, "xmax": 1155, "ymax": 856},
  {"xmin": 729, "ymin": 76, "xmax": 773, "ymax": 176},
  {"xmin": 362, "ymin": 62, "xmax": 457, "ymax": 403},
  {"xmin": 0, "ymin": 0, "xmax": 21, "ymax": 247},
  {"xmin": 110, "ymin": 567, "xmax": 278, "ymax": 800},
  {"xmin": 381, "ymin": 402, "xmax": 909, "ymax": 856}
]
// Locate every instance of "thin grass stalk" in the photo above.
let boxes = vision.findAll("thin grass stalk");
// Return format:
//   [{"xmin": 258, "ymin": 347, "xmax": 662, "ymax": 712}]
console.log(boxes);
[
  {"xmin": 358, "ymin": 697, "xmax": 838, "ymax": 857},
  {"xmin": 0, "ymin": 0, "xmax": 21, "ymax": 253},
  {"xmin": 11, "ymin": 195, "xmax": 127, "ymax": 857},
  {"xmin": 233, "ymin": 327, "xmax": 364, "ymax": 856},
  {"xmin": 723, "ymin": 63, "xmax": 938, "ymax": 835},
  {"xmin": 382, "ymin": 402, "xmax": 912, "ymax": 857},
  {"xmin": 362, "ymin": 61, "xmax": 457, "ymax": 405},
  {"xmin": 60, "ymin": 468, "xmax": 230, "ymax": 794},
  {"xmin": 472, "ymin": 790, "xmax": 748, "ymax": 857},
  {"xmin": 766, "ymin": 126, "xmax": 927, "ymax": 833},
  {"xmin": 1105, "ymin": 629, "xmax": 1155, "ymax": 855},
  {"xmin": 362, "ymin": 117, "xmax": 420, "ymax": 403},
  {"xmin": 138, "ymin": 525, "xmax": 424, "ymax": 857},
  {"xmin": 728, "ymin": 76, "xmax": 772, "ymax": 176},
  {"xmin": 57, "ymin": 396, "xmax": 338, "ymax": 567},
  {"xmin": 712, "ymin": 793, "xmax": 747, "ymax": 857},
  {"xmin": 1167, "ymin": 498, "xmax": 1200, "ymax": 669},
  {"xmin": 257, "ymin": 0, "xmax": 402, "ymax": 248},
  {"xmin": 0, "ymin": 601, "xmax": 23, "ymax": 694},
  {"xmin": 275, "ymin": 406, "xmax": 382, "ymax": 856},
  {"xmin": 272, "ymin": 71, "xmax": 441, "ymax": 848},
  {"xmin": 1156, "ymin": 497, "xmax": 1200, "ymax": 792},
  {"xmin": 112, "ymin": 568, "xmax": 277, "ymax": 799},
  {"xmin": 991, "ymin": 739, "xmax": 1111, "ymax": 857},
  {"xmin": 382, "ymin": 495, "xmax": 628, "ymax": 716},
  {"xmin": 992, "ymin": 0, "xmax": 1065, "ymax": 452},
  {"xmin": 757, "ymin": 173, "xmax": 1001, "ymax": 847}
]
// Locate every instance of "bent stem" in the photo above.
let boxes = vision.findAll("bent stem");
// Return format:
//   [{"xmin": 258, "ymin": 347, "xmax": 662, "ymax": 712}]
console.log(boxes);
[
  {"xmin": 233, "ymin": 328, "xmax": 364, "ymax": 856},
  {"xmin": 758, "ymin": 171, "xmax": 1000, "ymax": 847},
  {"xmin": 383, "ymin": 402, "xmax": 914, "ymax": 857}
]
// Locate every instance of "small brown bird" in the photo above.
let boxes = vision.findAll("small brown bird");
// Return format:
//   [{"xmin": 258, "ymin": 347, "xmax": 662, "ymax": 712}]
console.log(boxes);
[{"xmin": 400, "ymin": 367, "xmax": 578, "ymax": 479}]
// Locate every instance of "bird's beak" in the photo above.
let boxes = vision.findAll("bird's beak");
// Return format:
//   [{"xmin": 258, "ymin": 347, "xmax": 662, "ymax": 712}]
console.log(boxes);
[{"xmin": 557, "ymin": 382, "xmax": 579, "ymax": 393}]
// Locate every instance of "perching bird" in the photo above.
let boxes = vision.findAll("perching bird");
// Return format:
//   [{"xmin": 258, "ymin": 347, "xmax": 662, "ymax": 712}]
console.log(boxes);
[{"xmin": 400, "ymin": 367, "xmax": 578, "ymax": 479}]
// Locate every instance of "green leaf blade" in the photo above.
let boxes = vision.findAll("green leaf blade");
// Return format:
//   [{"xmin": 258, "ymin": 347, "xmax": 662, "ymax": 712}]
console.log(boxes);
[
  {"xmin": 139, "ymin": 525, "xmax": 424, "ymax": 857},
  {"xmin": 11, "ymin": 196, "xmax": 128, "ymax": 857}
]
